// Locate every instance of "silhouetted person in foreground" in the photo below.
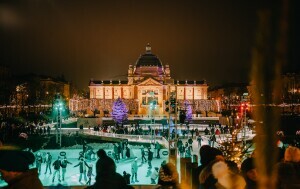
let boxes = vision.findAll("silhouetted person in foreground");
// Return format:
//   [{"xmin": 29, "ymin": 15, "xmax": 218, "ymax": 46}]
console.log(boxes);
[
  {"xmin": 0, "ymin": 145, "xmax": 43, "ymax": 189},
  {"xmin": 158, "ymin": 162, "xmax": 180, "ymax": 189},
  {"xmin": 276, "ymin": 146, "xmax": 300, "ymax": 189},
  {"xmin": 86, "ymin": 149, "xmax": 133, "ymax": 189},
  {"xmin": 193, "ymin": 145, "xmax": 223, "ymax": 189},
  {"xmin": 241, "ymin": 157, "xmax": 258, "ymax": 189}
]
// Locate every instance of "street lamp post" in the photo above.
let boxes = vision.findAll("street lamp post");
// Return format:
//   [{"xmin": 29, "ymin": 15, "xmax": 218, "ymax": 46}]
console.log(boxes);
[
  {"xmin": 150, "ymin": 101, "xmax": 156, "ymax": 143},
  {"xmin": 241, "ymin": 103, "xmax": 248, "ymax": 144},
  {"xmin": 54, "ymin": 96, "xmax": 64, "ymax": 147}
]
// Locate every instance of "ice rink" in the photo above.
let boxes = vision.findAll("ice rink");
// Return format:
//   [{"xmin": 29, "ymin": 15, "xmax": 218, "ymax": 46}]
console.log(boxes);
[{"xmin": 0, "ymin": 131, "xmax": 255, "ymax": 187}]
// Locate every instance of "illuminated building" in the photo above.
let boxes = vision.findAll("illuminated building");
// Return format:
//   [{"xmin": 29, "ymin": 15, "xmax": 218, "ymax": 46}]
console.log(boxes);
[{"xmin": 71, "ymin": 44, "xmax": 219, "ymax": 115}]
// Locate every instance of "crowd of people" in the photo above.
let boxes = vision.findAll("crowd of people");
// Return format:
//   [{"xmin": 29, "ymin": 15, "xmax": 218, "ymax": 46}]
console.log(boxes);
[
  {"xmin": 193, "ymin": 144, "xmax": 300, "ymax": 189},
  {"xmin": 0, "ymin": 139, "xmax": 299, "ymax": 189},
  {"xmin": 0, "ymin": 121, "xmax": 52, "ymax": 143}
]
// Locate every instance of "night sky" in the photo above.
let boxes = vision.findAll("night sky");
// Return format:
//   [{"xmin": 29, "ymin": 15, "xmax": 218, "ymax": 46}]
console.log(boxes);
[{"xmin": 0, "ymin": 0, "xmax": 299, "ymax": 89}]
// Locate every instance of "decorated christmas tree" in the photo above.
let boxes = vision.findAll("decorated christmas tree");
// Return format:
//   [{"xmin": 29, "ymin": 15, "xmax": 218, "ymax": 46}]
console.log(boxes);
[
  {"xmin": 217, "ymin": 127, "xmax": 253, "ymax": 164},
  {"xmin": 112, "ymin": 97, "xmax": 128, "ymax": 125},
  {"xmin": 184, "ymin": 100, "xmax": 193, "ymax": 123},
  {"xmin": 186, "ymin": 104, "xmax": 193, "ymax": 123}
]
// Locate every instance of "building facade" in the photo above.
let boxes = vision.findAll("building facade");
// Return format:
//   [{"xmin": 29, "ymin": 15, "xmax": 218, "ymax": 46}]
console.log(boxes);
[{"xmin": 71, "ymin": 44, "xmax": 219, "ymax": 115}]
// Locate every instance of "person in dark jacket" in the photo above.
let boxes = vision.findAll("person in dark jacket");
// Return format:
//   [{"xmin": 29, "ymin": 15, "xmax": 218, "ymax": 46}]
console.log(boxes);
[
  {"xmin": 141, "ymin": 147, "xmax": 147, "ymax": 163},
  {"xmin": 158, "ymin": 163, "xmax": 180, "ymax": 189},
  {"xmin": 123, "ymin": 171, "xmax": 131, "ymax": 184},
  {"xmin": 52, "ymin": 156, "xmax": 61, "ymax": 183},
  {"xmin": 86, "ymin": 163, "xmax": 94, "ymax": 185},
  {"xmin": 60, "ymin": 156, "xmax": 72, "ymax": 181},
  {"xmin": 276, "ymin": 146, "xmax": 300, "ymax": 189},
  {"xmin": 95, "ymin": 149, "xmax": 116, "ymax": 177},
  {"xmin": 0, "ymin": 145, "xmax": 43, "ymax": 189},
  {"xmin": 35, "ymin": 152, "xmax": 43, "ymax": 175},
  {"xmin": 86, "ymin": 149, "xmax": 133, "ymax": 189},
  {"xmin": 126, "ymin": 146, "xmax": 130, "ymax": 159},
  {"xmin": 113, "ymin": 144, "xmax": 120, "ymax": 163},
  {"xmin": 74, "ymin": 157, "xmax": 89, "ymax": 183},
  {"xmin": 148, "ymin": 147, "xmax": 153, "ymax": 169},
  {"xmin": 192, "ymin": 145, "xmax": 223, "ymax": 189},
  {"xmin": 241, "ymin": 157, "xmax": 257, "ymax": 189},
  {"xmin": 44, "ymin": 152, "xmax": 52, "ymax": 174}
]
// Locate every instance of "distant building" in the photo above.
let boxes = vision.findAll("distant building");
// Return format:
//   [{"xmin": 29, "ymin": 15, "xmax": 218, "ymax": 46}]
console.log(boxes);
[
  {"xmin": 282, "ymin": 73, "xmax": 300, "ymax": 106},
  {"xmin": 282, "ymin": 73, "xmax": 300, "ymax": 97},
  {"xmin": 10, "ymin": 74, "xmax": 70, "ymax": 107},
  {"xmin": 70, "ymin": 44, "xmax": 220, "ymax": 115},
  {"xmin": 40, "ymin": 76, "xmax": 70, "ymax": 100},
  {"xmin": 208, "ymin": 83, "xmax": 249, "ymax": 111}
]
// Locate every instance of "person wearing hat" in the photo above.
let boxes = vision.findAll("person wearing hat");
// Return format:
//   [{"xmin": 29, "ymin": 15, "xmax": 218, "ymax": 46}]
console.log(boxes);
[
  {"xmin": 74, "ymin": 157, "xmax": 89, "ymax": 183},
  {"xmin": 87, "ymin": 149, "xmax": 131, "ymax": 189},
  {"xmin": 0, "ymin": 146, "xmax": 43, "ymax": 189},
  {"xmin": 241, "ymin": 157, "xmax": 257, "ymax": 189}
]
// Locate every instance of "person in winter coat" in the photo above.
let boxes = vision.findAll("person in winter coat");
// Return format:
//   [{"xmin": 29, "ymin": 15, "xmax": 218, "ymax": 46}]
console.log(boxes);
[
  {"xmin": 151, "ymin": 167, "xmax": 159, "ymax": 184},
  {"xmin": 188, "ymin": 137, "xmax": 193, "ymax": 151},
  {"xmin": 123, "ymin": 171, "xmax": 131, "ymax": 184},
  {"xmin": 74, "ymin": 157, "xmax": 89, "ymax": 182},
  {"xmin": 113, "ymin": 144, "xmax": 120, "ymax": 163},
  {"xmin": 141, "ymin": 147, "xmax": 147, "ymax": 163},
  {"xmin": 60, "ymin": 156, "xmax": 72, "ymax": 181},
  {"xmin": 241, "ymin": 157, "xmax": 258, "ymax": 189},
  {"xmin": 193, "ymin": 145, "xmax": 223, "ymax": 189},
  {"xmin": 52, "ymin": 156, "xmax": 61, "ymax": 183},
  {"xmin": 155, "ymin": 142, "xmax": 161, "ymax": 158},
  {"xmin": 86, "ymin": 149, "xmax": 132, "ymax": 189},
  {"xmin": 35, "ymin": 152, "xmax": 43, "ymax": 175},
  {"xmin": 211, "ymin": 160, "xmax": 246, "ymax": 189},
  {"xmin": 95, "ymin": 149, "xmax": 116, "ymax": 177},
  {"xmin": 148, "ymin": 147, "xmax": 153, "ymax": 169},
  {"xmin": 126, "ymin": 146, "xmax": 130, "ymax": 159},
  {"xmin": 0, "ymin": 146, "xmax": 43, "ymax": 189},
  {"xmin": 131, "ymin": 158, "xmax": 139, "ymax": 183},
  {"xmin": 276, "ymin": 146, "xmax": 300, "ymax": 189},
  {"xmin": 44, "ymin": 152, "xmax": 52, "ymax": 174},
  {"xmin": 158, "ymin": 163, "xmax": 180, "ymax": 189},
  {"xmin": 86, "ymin": 163, "xmax": 94, "ymax": 185},
  {"xmin": 197, "ymin": 135, "xmax": 203, "ymax": 148}
]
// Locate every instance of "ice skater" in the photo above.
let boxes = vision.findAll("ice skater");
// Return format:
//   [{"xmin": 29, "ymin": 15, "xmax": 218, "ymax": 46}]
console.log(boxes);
[
  {"xmin": 60, "ymin": 156, "xmax": 72, "ymax": 181},
  {"xmin": 74, "ymin": 157, "xmax": 89, "ymax": 183},
  {"xmin": 131, "ymin": 158, "xmax": 139, "ymax": 183},
  {"xmin": 123, "ymin": 171, "xmax": 131, "ymax": 184},
  {"xmin": 151, "ymin": 167, "xmax": 159, "ymax": 184},
  {"xmin": 147, "ymin": 147, "xmax": 153, "ymax": 169},
  {"xmin": 141, "ymin": 147, "xmax": 147, "ymax": 163},
  {"xmin": 35, "ymin": 152, "xmax": 43, "ymax": 175},
  {"xmin": 197, "ymin": 135, "xmax": 203, "ymax": 148},
  {"xmin": 52, "ymin": 156, "xmax": 61, "ymax": 183},
  {"xmin": 44, "ymin": 152, "xmax": 52, "ymax": 174},
  {"xmin": 86, "ymin": 163, "xmax": 94, "ymax": 185}
]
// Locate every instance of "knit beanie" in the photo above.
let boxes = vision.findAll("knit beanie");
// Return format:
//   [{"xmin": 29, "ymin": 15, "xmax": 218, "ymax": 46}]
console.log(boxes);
[
  {"xmin": 241, "ymin": 157, "xmax": 255, "ymax": 173},
  {"xmin": 0, "ymin": 147, "xmax": 35, "ymax": 172}
]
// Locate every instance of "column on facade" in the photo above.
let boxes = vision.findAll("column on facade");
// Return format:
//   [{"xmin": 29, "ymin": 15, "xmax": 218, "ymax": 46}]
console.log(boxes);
[
  {"xmin": 121, "ymin": 87, "xmax": 123, "ymax": 99},
  {"xmin": 184, "ymin": 86, "xmax": 186, "ymax": 100}
]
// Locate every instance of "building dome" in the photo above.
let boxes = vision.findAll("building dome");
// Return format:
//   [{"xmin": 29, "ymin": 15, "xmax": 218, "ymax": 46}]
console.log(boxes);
[{"xmin": 135, "ymin": 43, "xmax": 163, "ymax": 67}]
